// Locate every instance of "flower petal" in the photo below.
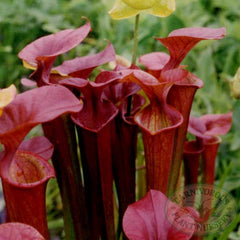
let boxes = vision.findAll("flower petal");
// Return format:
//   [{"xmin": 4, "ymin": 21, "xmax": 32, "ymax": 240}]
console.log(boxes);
[
  {"xmin": 145, "ymin": 0, "xmax": 175, "ymax": 17},
  {"xmin": 122, "ymin": 0, "xmax": 156, "ymax": 10},
  {"xmin": 109, "ymin": 0, "xmax": 141, "ymax": 19},
  {"xmin": 0, "ymin": 85, "xmax": 17, "ymax": 117},
  {"xmin": 109, "ymin": 0, "xmax": 175, "ymax": 19}
]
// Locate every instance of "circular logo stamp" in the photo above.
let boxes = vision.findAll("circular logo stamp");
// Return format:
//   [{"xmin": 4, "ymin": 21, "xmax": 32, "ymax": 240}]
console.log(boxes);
[{"xmin": 165, "ymin": 184, "xmax": 237, "ymax": 236}]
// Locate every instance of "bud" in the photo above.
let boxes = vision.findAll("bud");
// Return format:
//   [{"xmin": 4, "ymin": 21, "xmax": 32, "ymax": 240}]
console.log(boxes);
[{"xmin": 230, "ymin": 67, "xmax": 240, "ymax": 99}]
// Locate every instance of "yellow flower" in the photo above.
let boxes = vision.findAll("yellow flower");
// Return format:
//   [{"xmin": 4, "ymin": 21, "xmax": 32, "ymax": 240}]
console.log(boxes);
[
  {"xmin": 109, "ymin": 0, "xmax": 175, "ymax": 19},
  {"xmin": 0, "ymin": 84, "xmax": 17, "ymax": 117}
]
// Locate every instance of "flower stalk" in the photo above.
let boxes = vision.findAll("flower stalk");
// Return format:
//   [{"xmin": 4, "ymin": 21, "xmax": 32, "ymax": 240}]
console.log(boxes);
[{"xmin": 131, "ymin": 14, "xmax": 140, "ymax": 65}]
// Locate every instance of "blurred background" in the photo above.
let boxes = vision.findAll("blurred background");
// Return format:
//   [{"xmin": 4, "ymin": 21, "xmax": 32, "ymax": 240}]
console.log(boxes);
[{"xmin": 0, "ymin": 0, "xmax": 240, "ymax": 239}]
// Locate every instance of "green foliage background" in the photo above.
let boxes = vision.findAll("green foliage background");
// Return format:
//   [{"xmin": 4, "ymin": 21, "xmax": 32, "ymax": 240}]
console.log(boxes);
[{"xmin": 0, "ymin": 0, "xmax": 240, "ymax": 239}]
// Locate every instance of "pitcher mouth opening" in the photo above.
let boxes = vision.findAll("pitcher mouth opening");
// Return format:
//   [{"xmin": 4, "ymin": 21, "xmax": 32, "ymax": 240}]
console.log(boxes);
[{"xmin": 2, "ymin": 150, "xmax": 55, "ymax": 187}]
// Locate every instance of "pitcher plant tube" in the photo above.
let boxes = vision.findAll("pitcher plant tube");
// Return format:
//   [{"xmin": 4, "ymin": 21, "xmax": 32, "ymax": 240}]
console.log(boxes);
[
  {"xmin": 18, "ymin": 19, "xmax": 91, "ymax": 86},
  {"xmin": 0, "ymin": 85, "xmax": 82, "ymax": 239},
  {"xmin": 188, "ymin": 112, "xmax": 232, "ymax": 185},
  {"xmin": 183, "ymin": 140, "xmax": 204, "ymax": 187},
  {"xmin": 62, "ymin": 76, "xmax": 119, "ymax": 240},
  {"xmin": 18, "ymin": 20, "xmax": 116, "ymax": 240},
  {"xmin": 122, "ymin": 69, "xmax": 187, "ymax": 194},
  {"xmin": 186, "ymin": 112, "xmax": 232, "ymax": 239},
  {"xmin": 139, "ymin": 27, "xmax": 226, "ymax": 195},
  {"xmin": 96, "ymin": 69, "xmax": 145, "ymax": 238}
]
